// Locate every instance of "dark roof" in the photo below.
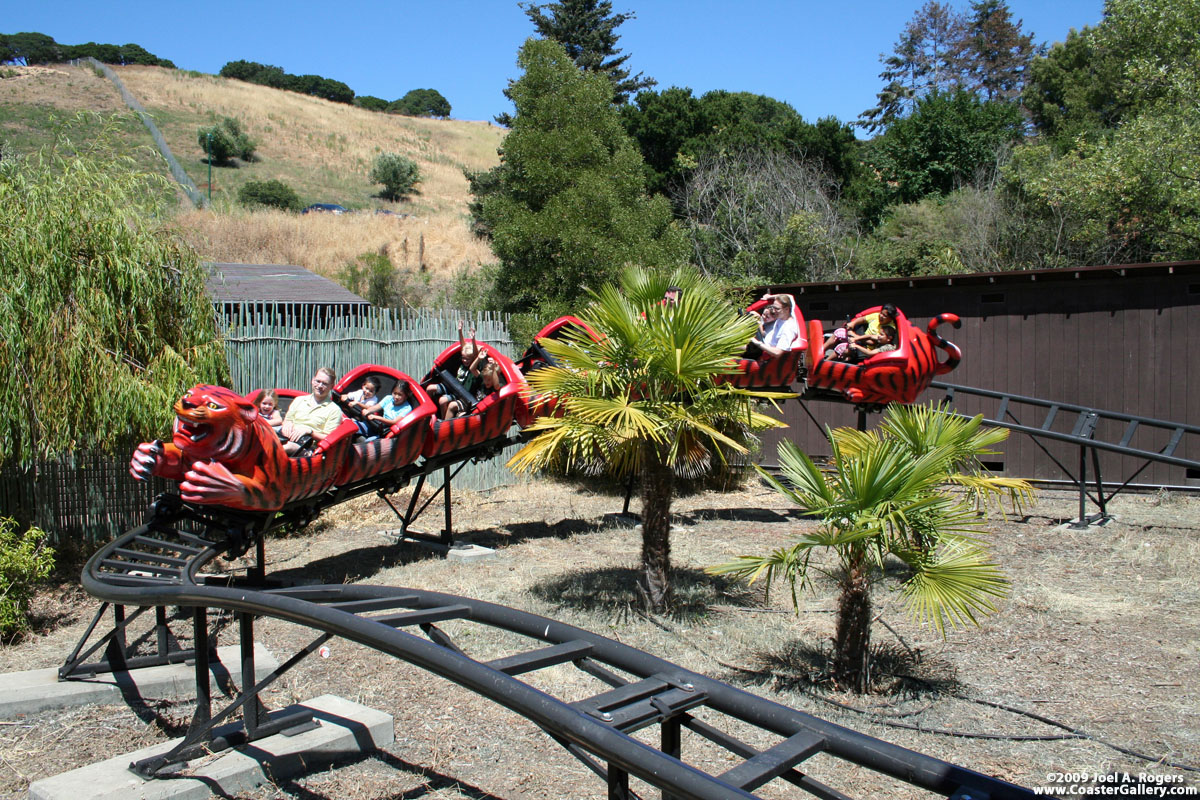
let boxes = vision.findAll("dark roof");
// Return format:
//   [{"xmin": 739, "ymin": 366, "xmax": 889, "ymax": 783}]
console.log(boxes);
[
  {"xmin": 205, "ymin": 263, "xmax": 369, "ymax": 306},
  {"xmin": 763, "ymin": 260, "xmax": 1200, "ymax": 296}
]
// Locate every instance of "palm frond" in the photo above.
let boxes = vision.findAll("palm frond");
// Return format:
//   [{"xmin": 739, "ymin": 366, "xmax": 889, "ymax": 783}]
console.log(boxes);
[{"xmin": 901, "ymin": 541, "xmax": 1010, "ymax": 635}]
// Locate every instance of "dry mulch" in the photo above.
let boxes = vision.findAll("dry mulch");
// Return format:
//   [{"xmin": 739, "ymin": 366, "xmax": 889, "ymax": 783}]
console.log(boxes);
[{"xmin": 1, "ymin": 479, "xmax": 1197, "ymax": 799}]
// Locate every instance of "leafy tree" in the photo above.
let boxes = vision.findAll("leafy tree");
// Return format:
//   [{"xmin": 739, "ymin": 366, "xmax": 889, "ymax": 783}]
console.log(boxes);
[
  {"xmin": 370, "ymin": 152, "xmax": 420, "ymax": 200},
  {"xmin": 0, "ymin": 518, "xmax": 54, "ymax": 641},
  {"xmin": 867, "ymin": 89, "xmax": 1023, "ymax": 204},
  {"xmin": 290, "ymin": 73, "xmax": 355, "ymax": 104},
  {"xmin": 521, "ymin": 0, "xmax": 654, "ymax": 104},
  {"xmin": 618, "ymin": 86, "xmax": 703, "ymax": 195},
  {"xmin": 961, "ymin": 0, "xmax": 1038, "ymax": 101},
  {"xmin": 476, "ymin": 38, "xmax": 688, "ymax": 318},
  {"xmin": 198, "ymin": 116, "xmax": 256, "ymax": 164},
  {"xmin": 62, "ymin": 41, "xmax": 122, "ymax": 63},
  {"xmin": 1021, "ymin": 25, "xmax": 1124, "ymax": 150},
  {"xmin": 57, "ymin": 40, "xmax": 175, "ymax": 67},
  {"xmin": 238, "ymin": 179, "xmax": 301, "ymax": 212},
  {"xmin": 391, "ymin": 88, "xmax": 452, "ymax": 118},
  {"xmin": 620, "ymin": 87, "xmax": 861, "ymax": 203},
  {"xmin": 2, "ymin": 32, "xmax": 61, "ymax": 65},
  {"xmin": 857, "ymin": 185, "xmax": 1014, "ymax": 276},
  {"xmin": 509, "ymin": 267, "xmax": 786, "ymax": 612},
  {"xmin": 0, "ymin": 123, "xmax": 229, "ymax": 467},
  {"xmin": 710, "ymin": 403, "xmax": 1032, "ymax": 692},
  {"xmin": 1008, "ymin": 0, "xmax": 1200, "ymax": 264}
]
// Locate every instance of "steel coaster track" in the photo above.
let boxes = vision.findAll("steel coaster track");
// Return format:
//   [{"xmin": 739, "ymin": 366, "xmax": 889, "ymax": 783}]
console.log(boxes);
[
  {"xmin": 930, "ymin": 381, "xmax": 1200, "ymax": 525},
  {"xmin": 73, "ymin": 510, "xmax": 1034, "ymax": 800}
]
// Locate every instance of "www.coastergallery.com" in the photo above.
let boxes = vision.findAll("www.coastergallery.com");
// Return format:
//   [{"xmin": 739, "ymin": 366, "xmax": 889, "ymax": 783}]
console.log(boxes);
[{"xmin": 1032, "ymin": 773, "xmax": 1196, "ymax": 797}]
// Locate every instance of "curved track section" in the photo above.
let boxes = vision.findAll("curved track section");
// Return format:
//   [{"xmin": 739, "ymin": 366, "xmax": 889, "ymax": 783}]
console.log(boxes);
[{"xmin": 79, "ymin": 508, "xmax": 1035, "ymax": 800}]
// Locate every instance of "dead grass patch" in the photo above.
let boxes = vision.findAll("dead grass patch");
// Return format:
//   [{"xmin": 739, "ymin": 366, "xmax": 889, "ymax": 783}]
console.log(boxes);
[{"xmin": 5, "ymin": 64, "xmax": 505, "ymax": 291}]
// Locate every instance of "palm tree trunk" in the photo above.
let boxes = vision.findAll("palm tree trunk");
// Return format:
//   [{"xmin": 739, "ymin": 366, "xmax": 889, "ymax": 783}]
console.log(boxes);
[
  {"xmin": 638, "ymin": 449, "xmax": 674, "ymax": 613},
  {"xmin": 833, "ymin": 556, "xmax": 872, "ymax": 693}
]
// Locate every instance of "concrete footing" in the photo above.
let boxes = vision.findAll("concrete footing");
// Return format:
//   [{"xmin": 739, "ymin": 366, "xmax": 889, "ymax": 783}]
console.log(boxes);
[
  {"xmin": 0, "ymin": 643, "xmax": 278, "ymax": 718},
  {"xmin": 27, "ymin": 694, "xmax": 393, "ymax": 800}
]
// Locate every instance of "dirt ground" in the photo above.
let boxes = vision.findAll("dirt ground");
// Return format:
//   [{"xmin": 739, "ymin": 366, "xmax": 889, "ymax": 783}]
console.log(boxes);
[{"xmin": 1, "ymin": 479, "xmax": 1197, "ymax": 799}]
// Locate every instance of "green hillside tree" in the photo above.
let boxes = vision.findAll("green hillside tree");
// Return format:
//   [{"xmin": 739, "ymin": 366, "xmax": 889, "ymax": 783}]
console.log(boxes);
[
  {"xmin": 1, "ymin": 32, "xmax": 61, "ymax": 65},
  {"xmin": 370, "ymin": 152, "xmax": 420, "ymax": 200},
  {"xmin": 477, "ymin": 38, "xmax": 688, "ymax": 322},
  {"xmin": 0, "ymin": 125, "xmax": 229, "ymax": 468},
  {"xmin": 198, "ymin": 116, "xmax": 256, "ymax": 164},
  {"xmin": 391, "ymin": 89, "xmax": 451, "ymax": 118},
  {"xmin": 355, "ymin": 95, "xmax": 390, "ymax": 112}
]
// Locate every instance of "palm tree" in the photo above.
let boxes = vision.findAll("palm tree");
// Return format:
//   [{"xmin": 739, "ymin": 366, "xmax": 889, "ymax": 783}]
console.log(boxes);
[
  {"xmin": 508, "ymin": 267, "xmax": 788, "ymax": 612},
  {"xmin": 709, "ymin": 403, "xmax": 1033, "ymax": 693}
]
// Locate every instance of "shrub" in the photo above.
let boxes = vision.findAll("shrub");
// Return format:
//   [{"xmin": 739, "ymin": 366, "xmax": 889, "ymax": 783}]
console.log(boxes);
[
  {"xmin": 238, "ymin": 179, "xmax": 301, "ymax": 212},
  {"xmin": 0, "ymin": 518, "xmax": 54, "ymax": 640},
  {"xmin": 356, "ymin": 95, "xmax": 389, "ymax": 112},
  {"xmin": 370, "ymin": 152, "xmax": 420, "ymax": 201},
  {"xmin": 198, "ymin": 116, "xmax": 257, "ymax": 164},
  {"xmin": 338, "ymin": 251, "xmax": 428, "ymax": 308}
]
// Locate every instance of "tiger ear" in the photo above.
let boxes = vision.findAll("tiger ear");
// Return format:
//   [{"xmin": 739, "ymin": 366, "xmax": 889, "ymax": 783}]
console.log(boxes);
[{"xmin": 237, "ymin": 397, "xmax": 258, "ymax": 423}]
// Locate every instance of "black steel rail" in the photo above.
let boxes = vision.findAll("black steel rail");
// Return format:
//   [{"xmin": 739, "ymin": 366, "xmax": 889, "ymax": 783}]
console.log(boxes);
[
  {"xmin": 930, "ymin": 381, "xmax": 1200, "ymax": 525},
  {"xmin": 74, "ymin": 511, "xmax": 1034, "ymax": 799}
]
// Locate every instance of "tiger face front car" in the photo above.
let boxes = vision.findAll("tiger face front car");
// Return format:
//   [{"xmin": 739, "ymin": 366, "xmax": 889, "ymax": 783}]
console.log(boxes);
[{"xmin": 171, "ymin": 386, "xmax": 258, "ymax": 463}]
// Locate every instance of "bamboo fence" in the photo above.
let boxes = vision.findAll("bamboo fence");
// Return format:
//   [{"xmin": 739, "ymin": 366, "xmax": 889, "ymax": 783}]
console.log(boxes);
[{"xmin": 0, "ymin": 305, "xmax": 524, "ymax": 546}]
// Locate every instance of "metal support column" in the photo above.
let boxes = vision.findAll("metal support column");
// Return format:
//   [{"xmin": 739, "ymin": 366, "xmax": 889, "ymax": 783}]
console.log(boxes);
[{"xmin": 608, "ymin": 763, "xmax": 631, "ymax": 799}]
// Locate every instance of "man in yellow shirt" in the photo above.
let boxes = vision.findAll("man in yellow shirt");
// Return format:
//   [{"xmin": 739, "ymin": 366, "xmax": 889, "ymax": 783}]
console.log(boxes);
[{"xmin": 280, "ymin": 367, "xmax": 344, "ymax": 455}]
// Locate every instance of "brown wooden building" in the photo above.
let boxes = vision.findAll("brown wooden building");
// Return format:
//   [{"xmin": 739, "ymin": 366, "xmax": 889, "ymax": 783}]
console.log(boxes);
[{"xmin": 757, "ymin": 261, "xmax": 1200, "ymax": 488}]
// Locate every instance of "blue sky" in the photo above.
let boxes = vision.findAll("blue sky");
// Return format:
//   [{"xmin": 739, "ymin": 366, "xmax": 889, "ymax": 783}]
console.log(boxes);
[{"xmin": 5, "ymin": 1, "xmax": 1105, "ymax": 127}]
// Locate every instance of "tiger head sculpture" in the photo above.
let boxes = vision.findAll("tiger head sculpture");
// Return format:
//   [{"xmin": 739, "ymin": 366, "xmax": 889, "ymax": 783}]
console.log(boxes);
[{"xmin": 170, "ymin": 385, "xmax": 261, "ymax": 463}]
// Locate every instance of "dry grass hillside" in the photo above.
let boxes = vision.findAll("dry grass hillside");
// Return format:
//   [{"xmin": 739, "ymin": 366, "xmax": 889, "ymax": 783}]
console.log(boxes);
[{"xmin": 1, "ymin": 63, "xmax": 505, "ymax": 290}]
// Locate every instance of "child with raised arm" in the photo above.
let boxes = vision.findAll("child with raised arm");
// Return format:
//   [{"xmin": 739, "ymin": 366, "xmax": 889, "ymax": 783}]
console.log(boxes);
[{"xmin": 424, "ymin": 321, "xmax": 485, "ymax": 418}]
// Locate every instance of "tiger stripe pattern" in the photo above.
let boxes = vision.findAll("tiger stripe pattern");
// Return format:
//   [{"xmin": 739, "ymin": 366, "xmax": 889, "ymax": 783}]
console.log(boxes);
[{"xmin": 804, "ymin": 312, "xmax": 961, "ymax": 405}]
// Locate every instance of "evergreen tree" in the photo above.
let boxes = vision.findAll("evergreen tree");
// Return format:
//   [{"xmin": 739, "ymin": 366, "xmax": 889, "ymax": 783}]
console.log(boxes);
[
  {"xmin": 521, "ymin": 0, "xmax": 655, "ymax": 103},
  {"xmin": 497, "ymin": 0, "xmax": 654, "ymax": 125},
  {"xmin": 859, "ymin": 2, "xmax": 965, "ymax": 132},
  {"xmin": 477, "ymin": 38, "xmax": 687, "ymax": 320},
  {"xmin": 962, "ymin": 0, "xmax": 1038, "ymax": 101}
]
